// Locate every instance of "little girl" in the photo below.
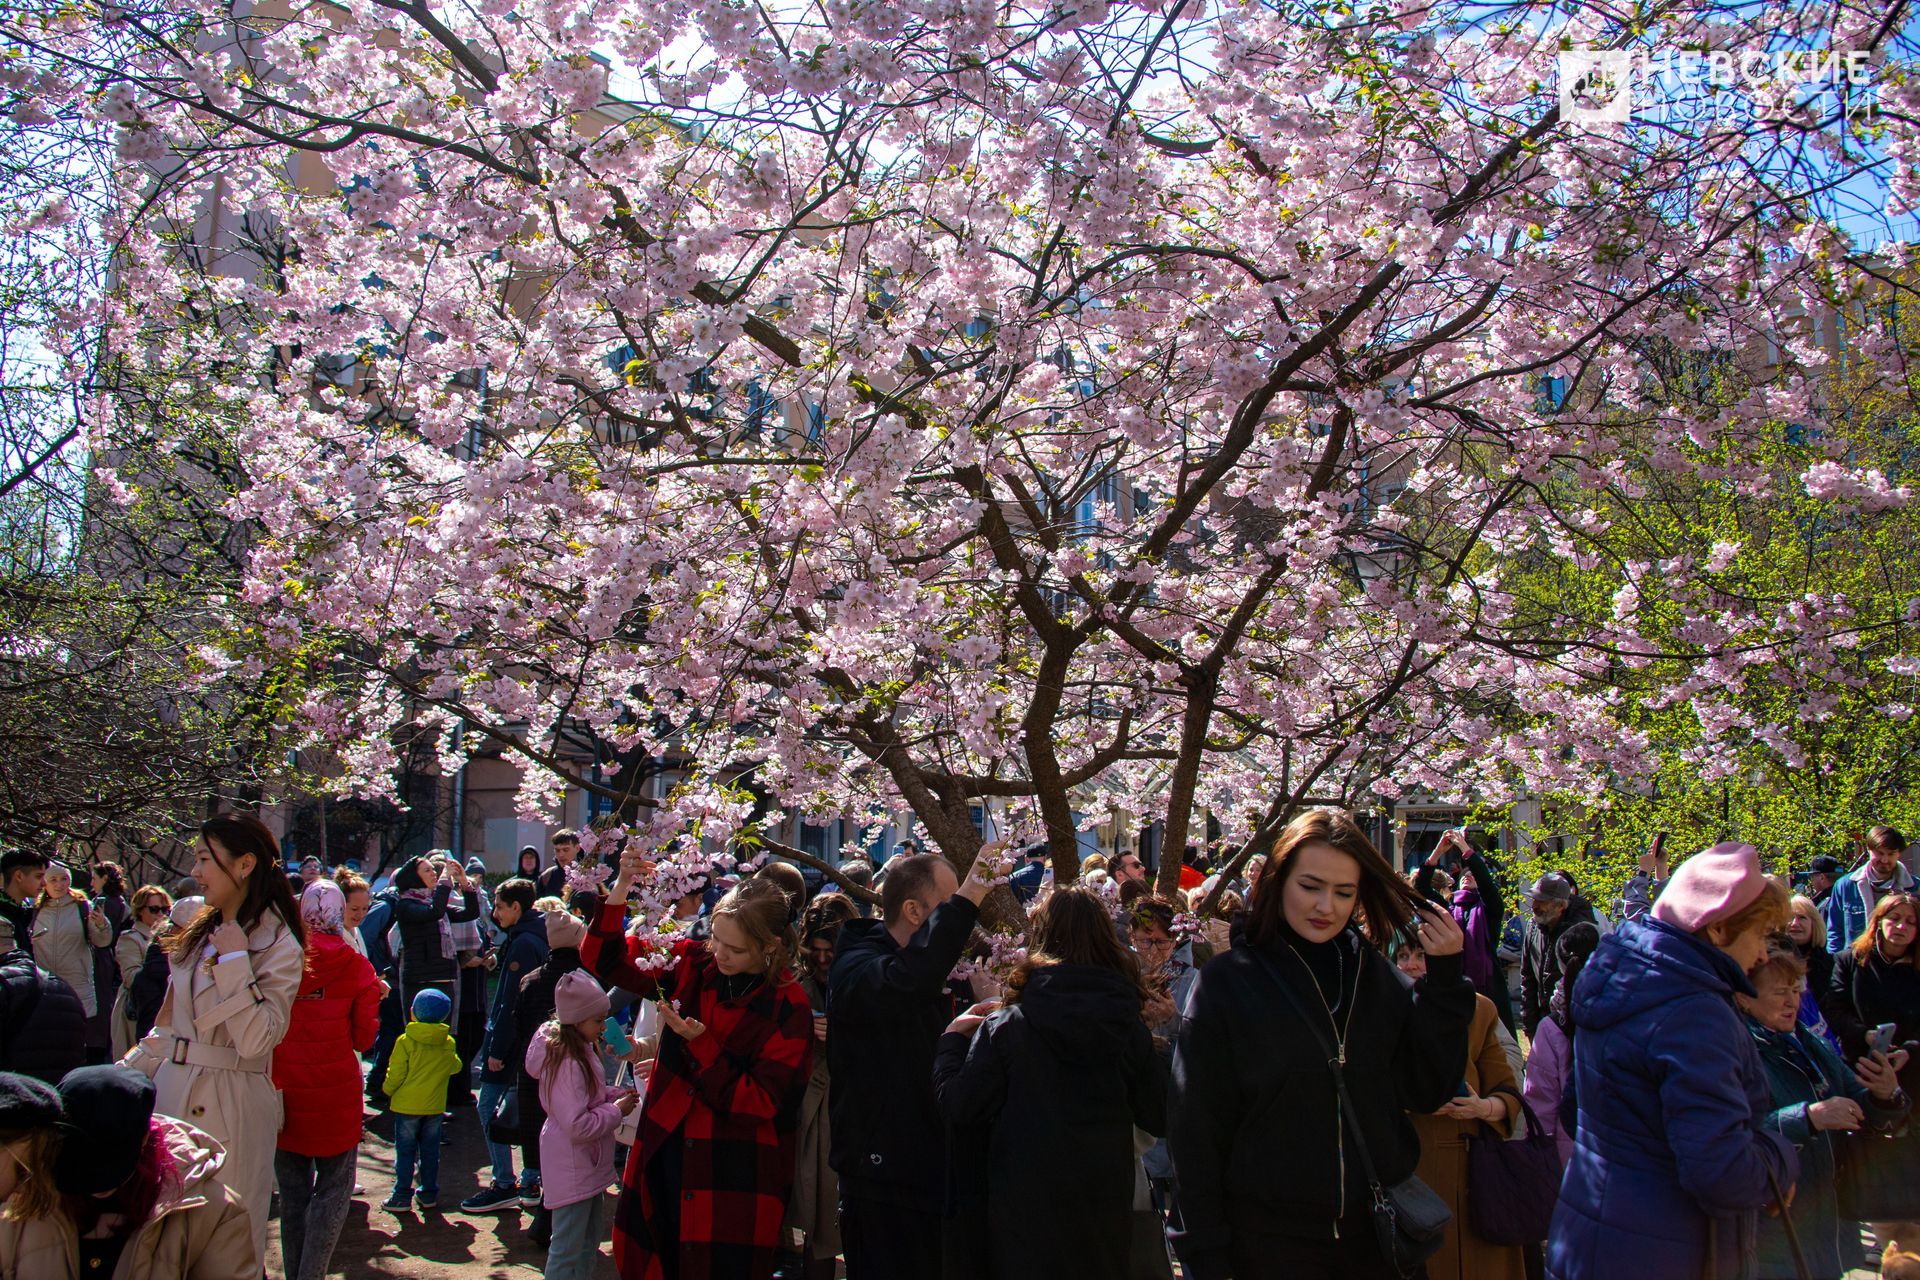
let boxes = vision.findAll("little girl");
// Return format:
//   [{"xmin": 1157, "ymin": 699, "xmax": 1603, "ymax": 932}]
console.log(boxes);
[{"xmin": 525, "ymin": 969, "xmax": 638, "ymax": 1280}]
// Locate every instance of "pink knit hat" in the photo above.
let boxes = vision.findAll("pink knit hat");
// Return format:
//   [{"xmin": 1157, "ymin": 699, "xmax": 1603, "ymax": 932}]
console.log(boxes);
[
  {"xmin": 544, "ymin": 908, "xmax": 588, "ymax": 951},
  {"xmin": 553, "ymin": 970, "xmax": 610, "ymax": 1025},
  {"xmin": 1651, "ymin": 841, "xmax": 1767, "ymax": 933}
]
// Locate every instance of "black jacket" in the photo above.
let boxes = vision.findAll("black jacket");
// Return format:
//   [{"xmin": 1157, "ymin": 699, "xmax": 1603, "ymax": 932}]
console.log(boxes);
[
  {"xmin": 481, "ymin": 914, "xmax": 549, "ymax": 1082},
  {"xmin": 934, "ymin": 964, "xmax": 1166, "ymax": 1280},
  {"xmin": 128, "ymin": 939, "xmax": 170, "ymax": 1039},
  {"xmin": 1520, "ymin": 897, "xmax": 1599, "ymax": 1036},
  {"xmin": 1823, "ymin": 946, "xmax": 1920, "ymax": 1090},
  {"xmin": 395, "ymin": 882, "xmax": 479, "ymax": 992},
  {"xmin": 504, "ymin": 945, "xmax": 583, "ymax": 1142},
  {"xmin": 0, "ymin": 949, "xmax": 87, "ymax": 1085},
  {"xmin": 1167, "ymin": 930, "xmax": 1475, "ymax": 1280},
  {"xmin": 827, "ymin": 897, "xmax": 980, "ymax": 1206}
]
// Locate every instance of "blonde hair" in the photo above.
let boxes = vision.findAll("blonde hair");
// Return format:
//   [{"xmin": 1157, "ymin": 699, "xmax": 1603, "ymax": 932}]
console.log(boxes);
[
  {"xmin": 1788, "ymin": 894, "xmax": 1821, "ymax": 936},
  {"xmin": 0, "ymin": 1128, "xmax": 59, "ymax": 1222}
]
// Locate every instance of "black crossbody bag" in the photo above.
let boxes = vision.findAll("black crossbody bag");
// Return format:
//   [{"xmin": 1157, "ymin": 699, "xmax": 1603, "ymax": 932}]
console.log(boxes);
[{"xmin": 1247, "ymin": 948, "xmax": 1450, "ymax": 1277}]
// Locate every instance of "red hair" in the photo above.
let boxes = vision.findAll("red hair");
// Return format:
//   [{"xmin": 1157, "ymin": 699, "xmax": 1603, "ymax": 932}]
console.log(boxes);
[{"xmin": 60, "ymin": 1119, "xmax": 175, "ymax": 1235}]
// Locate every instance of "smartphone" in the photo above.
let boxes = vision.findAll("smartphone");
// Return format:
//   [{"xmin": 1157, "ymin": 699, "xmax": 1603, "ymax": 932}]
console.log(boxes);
[
  {"xmin": 603, "ymin": 1019, "xmax": 635, "ymax": 1056},
  {"xmin": 1454, "ymin": 1082, "xmax": 1472, "ymax": 1098},
  {"xmin": 1868, "ymin": 1022, "xmax": 1898, "ymax": 1056}
]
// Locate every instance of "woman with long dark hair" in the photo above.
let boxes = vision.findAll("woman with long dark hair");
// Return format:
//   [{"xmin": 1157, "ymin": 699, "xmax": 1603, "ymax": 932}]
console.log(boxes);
[
  {"xmin": 934, "ymin": 885, "xmax": 1167, "ymax": 1280},
  {"xmin": 123, "ymin": 813, "xmax": 305, "ymax": 1272},
  {"xmin": 1168, "ymin": 808, "xmax": 1474, "ymax": 1280}
]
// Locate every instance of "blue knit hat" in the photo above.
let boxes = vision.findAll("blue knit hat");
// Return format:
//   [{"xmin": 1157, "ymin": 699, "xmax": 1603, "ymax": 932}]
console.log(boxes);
[{"xmin": 410, "ymin": 988, "xmax": 451, "ymax": 1023}]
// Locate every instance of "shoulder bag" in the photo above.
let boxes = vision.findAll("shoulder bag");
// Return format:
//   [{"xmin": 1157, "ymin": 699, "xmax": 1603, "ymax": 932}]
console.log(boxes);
[
  {"xmin": 1247, "ymin": 949, "xmax": 1449, "ymax": 1277},
  {"xmin": 1465, "ymin": 1084, "xmax": 1561, "ymax": 1244}
]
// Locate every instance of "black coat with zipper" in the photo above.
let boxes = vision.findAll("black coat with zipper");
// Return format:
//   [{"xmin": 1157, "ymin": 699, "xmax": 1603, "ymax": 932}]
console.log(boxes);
[
  {"xmin": 933, "ymin": 963, "xmax": 1168, "ymax": 1280},
  {"xmin": 394, "ymin": 882, "xmax": 480, "ymax": 995},
  {"xmin": 1167, "ymin": 927, "xmax": 1475, "ymax": 1280}
]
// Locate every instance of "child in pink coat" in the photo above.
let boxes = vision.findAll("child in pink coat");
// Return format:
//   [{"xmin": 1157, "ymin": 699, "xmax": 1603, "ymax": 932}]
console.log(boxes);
[{"xmin": 525, "ymin": 970, "xmax": 639, "ymax": 1280}]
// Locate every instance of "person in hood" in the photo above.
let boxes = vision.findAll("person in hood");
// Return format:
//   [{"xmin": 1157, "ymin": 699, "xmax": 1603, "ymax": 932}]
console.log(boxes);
[
  {"xmin": 933, "ymin": 885, "xmax": 1166, "ymax": 1280},
  {"xmin": 272, "ymin": 881, "xmax": 382, "ymax": 1280},
  {"xmin": 1168, "ymin": 808, "xmax": 1474, "ymax": 1280},
  {"xmin": 583, "ymin": 855, "xmax": 814, "ymax": 1280},
  {"xmin": 0, "ymin": 1065, "xmax": 256, "ymax": 1280},
  {"xmin": 1547, "ymin": 842, "xmax": 1799, "ymax": 1280},
  {"xmin": 380, "ymin": 986, "xmax": 463, "ymax": 1212},
  {"xmin": 122, "ymin": 814, "xmax": 304, "ymax": 1273},
  {"xmin": 1519, "ymin": 871, "xmax": 1597, "ymax": 1037}
]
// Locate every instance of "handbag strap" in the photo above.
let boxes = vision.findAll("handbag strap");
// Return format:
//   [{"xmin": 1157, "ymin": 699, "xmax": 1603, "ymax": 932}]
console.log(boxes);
[
  {"xmin": 1246, "ymin": 947, "xmax": 1390, "ymax": 1201},
  {"xmin": 1481, "ymin": 1081, "xmax": 1547, "ymax": 1141}
]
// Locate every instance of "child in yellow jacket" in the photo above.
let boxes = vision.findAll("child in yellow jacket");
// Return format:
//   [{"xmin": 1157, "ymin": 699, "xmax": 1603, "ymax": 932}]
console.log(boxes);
[{"xmin": 381, "ymin": 987, "xmax": 463, "ymax": 1211}]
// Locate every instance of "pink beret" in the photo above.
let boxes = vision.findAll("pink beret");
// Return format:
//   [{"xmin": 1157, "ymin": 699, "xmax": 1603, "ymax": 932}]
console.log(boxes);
[{"xmin": 1651, "ymin": 841, "xmax": 1767, "ymax": 933}]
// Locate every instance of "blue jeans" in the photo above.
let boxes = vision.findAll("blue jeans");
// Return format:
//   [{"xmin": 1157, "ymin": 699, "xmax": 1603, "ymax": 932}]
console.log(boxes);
[
  {"xmin": 477, "ymin": 1078, "xmax": 516, "ymax": 1188},
  {"xmin": 545, "ymin": 1194, "xmax": 605, "ymax": 1280},
  {"xmin": 392, "ymin": 1113, "xmax": 443, "ymax": 1197}
]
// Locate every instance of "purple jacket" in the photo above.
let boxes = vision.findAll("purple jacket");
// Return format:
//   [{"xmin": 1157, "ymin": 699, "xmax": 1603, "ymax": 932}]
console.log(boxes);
[
  {"xmin": 526, "ymin": 1022, "xmax": 625, "ymax": 1210},
  {"xmin": 1452, "ymin": 884, "xmax": 1496, "ymax": 993},
  {"xmin": 1522, "ymin": 1015, "xmax": 1575, "ymax": 1167}
]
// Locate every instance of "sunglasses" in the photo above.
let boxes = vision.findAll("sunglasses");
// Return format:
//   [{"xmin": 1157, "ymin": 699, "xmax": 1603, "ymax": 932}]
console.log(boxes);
[{"xmin": 140, "ymin": 903, "xmax": 168, "ymax": 915}]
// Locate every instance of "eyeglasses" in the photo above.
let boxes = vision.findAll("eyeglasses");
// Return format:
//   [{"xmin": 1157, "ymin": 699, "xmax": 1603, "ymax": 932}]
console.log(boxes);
[
  {"xmin": 140, "ymin": 903, "xmax": 168, "ymax": 915},
  {"xmin": 1133, "ymin": 935, "xmax": 1175, "ymax": 952}
]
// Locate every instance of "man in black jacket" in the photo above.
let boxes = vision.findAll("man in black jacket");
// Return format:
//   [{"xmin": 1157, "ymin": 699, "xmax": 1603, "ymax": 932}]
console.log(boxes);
[
  {"xmin": 828, "ymin": 848, "xmax": 1002, "ymax": 1280},
  {"xmin": 0, "ymin": 850, "xmax": 47, "ymax": 958}
]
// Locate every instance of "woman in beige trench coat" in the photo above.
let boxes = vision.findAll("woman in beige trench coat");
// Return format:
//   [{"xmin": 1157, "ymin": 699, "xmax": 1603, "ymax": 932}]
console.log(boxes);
[{"xmin": 123, "ymin": 814, "xmax": 305, "ymax": 1272}]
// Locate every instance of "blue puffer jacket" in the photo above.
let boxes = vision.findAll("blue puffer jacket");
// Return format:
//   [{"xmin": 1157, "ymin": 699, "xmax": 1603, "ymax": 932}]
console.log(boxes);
[{"xmin": 1547, "ymin": 919, "xmax": 1798, "ymax": 1280}]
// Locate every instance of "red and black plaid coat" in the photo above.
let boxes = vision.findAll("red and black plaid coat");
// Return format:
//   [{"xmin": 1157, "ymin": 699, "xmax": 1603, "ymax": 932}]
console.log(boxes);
[{"xmin": 585, "ymin": 901, "xmax": 814, "ymax": 1280}]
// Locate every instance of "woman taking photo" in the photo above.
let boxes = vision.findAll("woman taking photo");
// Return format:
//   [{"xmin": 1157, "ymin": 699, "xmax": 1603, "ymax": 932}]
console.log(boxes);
[
  {"xmin": 1821, "ymin": 889, "xmax": 1920, "ymax": 1255},
  {"xmin": 391, "ymin": 855, "xmax": 482, "ymax": 1038},
  {"xmin": 584, "ymin": 850, "xmax": 814, "ymax": 1280},
  {"xmin": 111, "ymin": 885, "xmax": 173, "ymax": 1059},
  {"xmin": 0, "ymin": 1065, "xmax": 257, "ymax": 1279},
  {"xmin": 1168, "ymin": 808, "xmax": 1474, "ymax": 1280},
  {"xmin": 1742, "ymin": 946, "xmax": 1907, "ymax": 1280},
  {"xmin": 935, "ymin": 885, "xmax": 1167, "ymax": 1280},
  {"xmin": 273, "ymin": 880, "xmax": 382, "ymax": 1280},
  {"xmin": 1547, "ymin": 842, "xmax": 1798, "ymax": 1280},
  {"xmin": 123, "ymin": 813, "xmax": 305, "ymax": 1271}
]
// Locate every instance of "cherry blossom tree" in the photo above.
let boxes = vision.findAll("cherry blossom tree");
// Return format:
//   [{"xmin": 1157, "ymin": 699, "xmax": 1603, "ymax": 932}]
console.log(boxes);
[{"xmin": 6, "ymin": 0, "xmax": 1919, "ymax": 915}]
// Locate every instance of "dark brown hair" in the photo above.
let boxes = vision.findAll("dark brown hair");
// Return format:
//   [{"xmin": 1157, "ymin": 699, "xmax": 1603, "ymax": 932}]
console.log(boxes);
[
  {"xmin": 1244, "ymin": 808, "xmax": 1419, "ymax": 950},
  {"xmin": 802, "ymin": 892, "xmax": 858, "ymax": 945},
  {"xmin": 168, "ymin": 814, "xmax": 305, "ymax": 960},
  {"xmin": 1126, "ymin": 894, "xmax": 1179, "ymax": 937},
  {"xmin": 1006, "ymin": 887, "xmax": 1148, "ymax": 1006},
  {"xmin": 1856, "ymin": 890, "xmax": 1920, "ymax": 964}
]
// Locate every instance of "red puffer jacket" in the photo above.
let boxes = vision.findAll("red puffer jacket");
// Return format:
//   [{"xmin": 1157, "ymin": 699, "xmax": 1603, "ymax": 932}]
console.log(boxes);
[{"xmin": 273, "ymin": 931, "xmax": 382, "ymax": 1157}]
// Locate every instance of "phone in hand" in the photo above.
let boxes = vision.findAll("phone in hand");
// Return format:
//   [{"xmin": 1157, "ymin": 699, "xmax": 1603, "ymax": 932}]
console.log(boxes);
[
  {"xmin": 603, "ymin": 1018, "xmax": 635, "ymax": 1057},
  {"xmin": 1454, "ymin": 1082, "xmax": 1472, "ymax": 1099},
  {"xmin": 1868, "ymin": 1023, "xmax": 1898, "ymax": 1057}
]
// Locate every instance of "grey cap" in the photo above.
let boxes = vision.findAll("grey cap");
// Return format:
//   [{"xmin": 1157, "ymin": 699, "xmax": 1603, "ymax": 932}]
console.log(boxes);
[{"xmin": 1523, "ymin": 872, "xmax": 1574, "ymax": 903}]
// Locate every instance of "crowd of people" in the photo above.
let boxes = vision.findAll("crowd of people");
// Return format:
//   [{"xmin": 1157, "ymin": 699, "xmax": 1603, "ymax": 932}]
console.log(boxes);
[{"xmin": 0, "ymin": 815, "xmax": 1915, "ymax": 1280}]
